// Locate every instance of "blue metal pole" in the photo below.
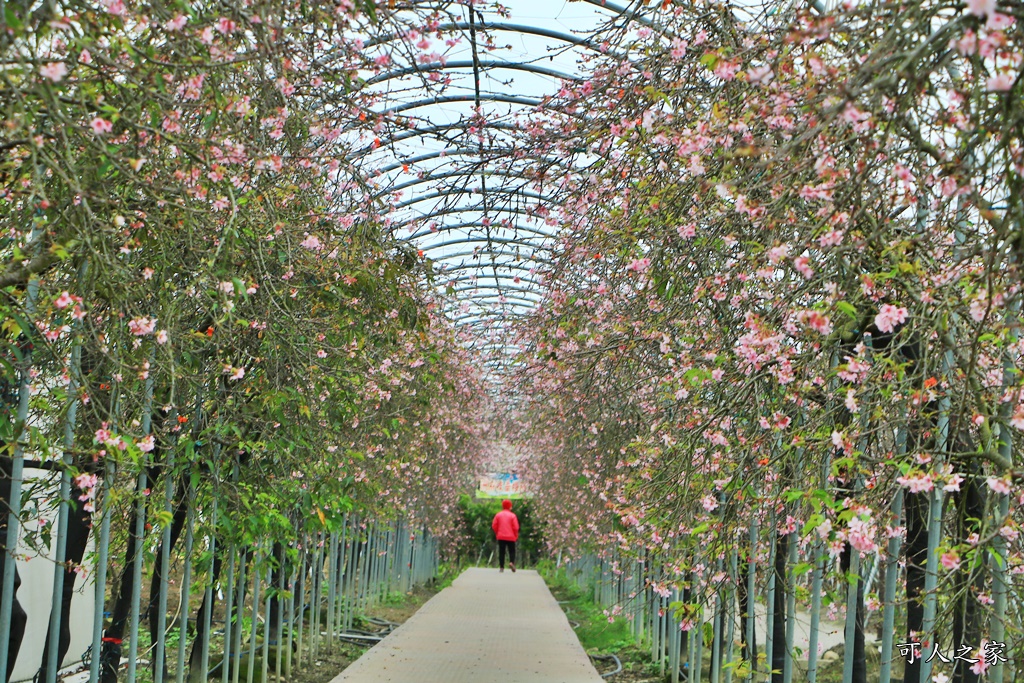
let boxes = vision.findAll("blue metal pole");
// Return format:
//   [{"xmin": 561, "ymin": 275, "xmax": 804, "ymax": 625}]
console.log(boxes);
[
  {"xmin": 46, "ymin": 287, "xmax": 85, "ymax": 683},
  {"xmin": 0, "ymin": 267, "xmax": 40, "ymax": 673}
]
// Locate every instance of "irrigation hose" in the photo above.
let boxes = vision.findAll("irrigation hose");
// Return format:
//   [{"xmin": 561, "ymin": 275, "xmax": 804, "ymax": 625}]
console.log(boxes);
[{"xmin": 589, "ymin": 653, "xmax": 622, "ymax": 678}]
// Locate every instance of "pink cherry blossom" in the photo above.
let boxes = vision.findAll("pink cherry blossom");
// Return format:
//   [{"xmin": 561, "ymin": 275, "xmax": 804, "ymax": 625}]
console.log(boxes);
[
  {"xmin": 940, "ymin": 551, "xmax": 960, "ymax": 571},
  {"xmin": 626, "ymin": 257, "xmax": 651, "ymax": 272},
  {"xmin": 128, "ymin": 317, "xmax": 156, "ymax": 336},
  {"xmin": 39, "ymin": 62, "xmax": 68, "ymax": 82},
  {"xmin": 987, "ymin": 12, "xmax": 1014, "ymax": 29},
  {"xmin": 987, "ymin": 476, "xmax": 1012, "ymax": 494},
  {"xmin": 90, "ymin": 117, "xmax": 113, "ymax": 135},
  {"xmin": 874, "ymin": 304, "xmax": 908, "ymax": 333},
  {"xmin": 746, "ymin": 65, "xmax": 773, "ymax": 85},
  {"xmin": 164, "ymin": 14, "xmax": 188, "ymax": 31},
  {"xmin": 103, "ymin": 0, "xmax": 126, "ymax": 15},
  {"xmin": 897, "ymin": 472, "xmax": 934, "ymax": 493},
  {"xmin": 986, "ymin": 73, "xmax": 1015, "ymax": 91},
  {"xmin": 965, "ymin": 0, "xmax": 996, "ymax": 16},
  {"xmin": 54, "ymin": 291, "xmax": 74, "ymax": 309},
  {"xmin": 216, "ymin": 17, "xmax": 238, "ymax": 34}
]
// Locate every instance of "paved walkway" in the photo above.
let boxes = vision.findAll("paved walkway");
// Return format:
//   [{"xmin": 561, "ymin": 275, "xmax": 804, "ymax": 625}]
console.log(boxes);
[{"xmin": 330, "ymin": 567, "xmax": 605, "ymax": 683}]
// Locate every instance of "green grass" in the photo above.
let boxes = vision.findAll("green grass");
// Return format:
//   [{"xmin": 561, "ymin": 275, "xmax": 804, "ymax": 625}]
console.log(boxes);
[{"xmin": 538, "ymin": 560, "xmax": 636, "ymax": 655}]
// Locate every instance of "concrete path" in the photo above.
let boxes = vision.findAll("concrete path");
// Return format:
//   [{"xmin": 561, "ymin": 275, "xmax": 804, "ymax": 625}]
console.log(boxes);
[{"xmin": 330, "ymin": 567, "xmax": 605, "ymax": 683}]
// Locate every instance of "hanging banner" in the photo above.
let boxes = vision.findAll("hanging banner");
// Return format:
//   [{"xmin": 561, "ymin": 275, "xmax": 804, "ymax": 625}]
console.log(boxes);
[{"xmin": 475, "ymin": 471, "xmax": 531, "ymax": 499}]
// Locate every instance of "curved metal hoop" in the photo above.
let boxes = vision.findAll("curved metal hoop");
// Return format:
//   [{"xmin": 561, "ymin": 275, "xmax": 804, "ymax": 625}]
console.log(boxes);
[{"xmin": 363, "ymin": 60, "xmax": 582, "ymax": 87}]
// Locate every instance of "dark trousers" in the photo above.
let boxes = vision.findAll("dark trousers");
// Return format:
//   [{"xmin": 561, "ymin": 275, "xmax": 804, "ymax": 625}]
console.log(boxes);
[{"xmin": 498, "ymin": 540, "xmax": 516, "ymax": 568}]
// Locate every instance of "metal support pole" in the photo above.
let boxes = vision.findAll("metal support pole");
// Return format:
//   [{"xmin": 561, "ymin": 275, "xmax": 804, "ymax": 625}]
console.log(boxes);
[
  {"xmin": 0, "ymin": 268, "xmax": 40, "ymax": 674},
  {"xmin": 879, "ymin": 425, "xmax": 907, "ymax": 683},
  {"xmin": 261, "ymin": 565, "xmax": 271, "ymax": 683},
  {"xmin": 174, "ymin": 492, "xmax": 194, "ymax": 683},
  {"xmin": 669, "ymin": 588, "xmax": 680, "ymax": 683},
  {"xmin": 247, "ymin": 550, "xmax": 261, "ymax": 683},
  {"xmin": 692, "ymin": 587, "xmax": 703, "ymax": 683},
  {"xmin": 198, "ymin": 500, "xmax": 218, "ymax": 683},
  {"xmin": 842, "ymin": 550, "xmax": 861, "ymax": 683},
  {"xmin": 284, "ymin": 559, "xmax": 295, "ymax": 679},
  {"xmin": 991, "ymin": 320, "xmax": 1019, "ymax": 683},
  {"xmin": 90, "ymin": 458, "xmax": 116, "ymax": 683},
  {"xmin": 765, "ymin": 533, "xmax": 775, "ymax": 682},
  {"xmin": 45, "ymin": 320, "xmax": 84, "ymax": 683},
  {"xmin": 295, "ymin": 539, "xmax": 306, "ymax": 670},
  {"xmin": 326, "ymin": 532, "xmax": 337, "ymax": 649},
  {"xmin": 783, "ymin": 526, "xmax": 797, "ymax": 683},
  {"xmin": 723, "ymin": 548, "xmax": 737, "ymax": 683},
  {"xmin": 746, "ymin": 520, "xmax": 758, "ymax": 677},
  {"xmin": 921, "ymin": 349, "xmax": 954, "ymax": 683},
  {"xmin": 155, "ymin": 449, "xmax": 177, "ymax": 683},
  {"xmin": 127, "ymin": 363, "xmax": 156, "ymax": 683},
  {"xmin": 275, "ymin": 555, "xmax": 284, "ymax": 683},
  {"xmin": 878, "ymin": 489, "xmax": 904, "ymax": 683},
  {"xmin": 231, "ymin": 550, "xmax": 246, "ymax": 683},
  {"xmin": 221, "ymin": 552, "xmax": 235, "ymax": 683}
]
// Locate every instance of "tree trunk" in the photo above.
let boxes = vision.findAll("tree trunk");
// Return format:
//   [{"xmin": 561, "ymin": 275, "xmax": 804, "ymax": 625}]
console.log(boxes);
[
  {"xmin": 145, "ymin": 479, "xmax": 189, "ymax": 678},
  {"xmin": 904, "ymin": 490, "xmax": 929, "ymax": 683},
  {"xmin": 99, "ymin": 468, "xmax": 157, "ymax": 683}
]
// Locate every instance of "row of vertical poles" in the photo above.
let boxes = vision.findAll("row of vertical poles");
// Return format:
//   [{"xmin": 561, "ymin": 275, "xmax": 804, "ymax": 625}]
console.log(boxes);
[
  {"xmin": 0, "ymin": 266, "xmax": 441, "ymax": 683},
  {"xmin": 2, "ymin": 464, "xmax": 436, "ymax": 683},
  {"xmin": 562, "ymin": 516, "xmax": 1020, "ymax": 683}
]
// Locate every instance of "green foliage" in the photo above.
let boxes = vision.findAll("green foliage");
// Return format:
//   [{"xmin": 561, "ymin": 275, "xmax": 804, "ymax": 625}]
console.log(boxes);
[
  {"xmin": 538, "ymin": 561, "xmax": 638, "ymax": 659},
  {"xmin": 455, "ymin": 494, "xmax": 542, "ymax": 566}
]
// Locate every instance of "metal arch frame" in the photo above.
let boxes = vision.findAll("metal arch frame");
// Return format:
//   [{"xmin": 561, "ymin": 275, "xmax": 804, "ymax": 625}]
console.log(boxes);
[
  {"xmin": 418, "ymin": 235, "xmax": 554, "ymax": 255},
  {"xmin": 448, "ymin": 309, "xmax": 534, "ymax": 327},
  {"xmin": 449, "ymin": 283, "xmax": 544, "ymax": 300},
  {"xmin": 404, "ymin": 221, "xmax": 557, "ymax": 243},
  {"xmin": 362, "ymin": 21, "xmax": 607, "ymax": 53},
  {"xmin": 380, "ymin": 93, "xmax": 545, "ymax": 116},
  {"xmin": 472, "ymin": 340, "xmax": 527, "ymax": 353},
  {"xmin": 362, "ymin": 60, "xmax": 583, "ymax": 87},
  {"xmin": 357, "ymin": 3, "xmax": 670, "ymax": 60},
  {"xmin": 442, "ymin": 279, "xmax": 547, "ymax": 297},
  {"xmin": 453, "ymin": 291, "xmax": 543, "ymax": 308},
  {"xmin": 346, "ymin": 122, "xmax": 521, "ymax": 161},
  {"xmin": 335, "ymin": 3, "xmax": 686, "ymax": 374},
  {"xmin": 457, "ymin": 316, "xmax": 514, "ymax": 331},
  {"xmin": 449, "ymin": 312, "xmax": 537, "ymax": 334},
  {"xmin": 392, "ymin": 206, "xmax": 556, "ymax": 234},
  {"xmin": 434, "ymin": 261, "xmax": 547, "ymax": 278},
  {"xmin": 374, "ymin": 169, "xmax": 560, "ymax": 201},
  {"xmin": 371, "ymin": 148, "xmax": 571, "ymax": 176},
  {"xmin": 576, "ymin": 0, "xmax": 661, "ymax": 30},
  {"xmin": 436, "ymin": 272, "xmax": 547, "ymax": 291},
  {"xmin": 393, "ymin": 187, "xmax": 554, "ymax": 211},
  {"xmin": 429, "ymin": 249, "xmax": 553, "ymax": 268}
]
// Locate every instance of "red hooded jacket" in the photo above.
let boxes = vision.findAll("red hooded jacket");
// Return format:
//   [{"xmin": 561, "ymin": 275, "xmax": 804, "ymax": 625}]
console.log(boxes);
[{"xmin": 492, "ymin": 500, "xmax": 520, "ymax": 542}]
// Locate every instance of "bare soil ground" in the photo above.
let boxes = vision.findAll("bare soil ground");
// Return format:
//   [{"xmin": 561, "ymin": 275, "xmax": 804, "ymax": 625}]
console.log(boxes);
[{"xmin": 288, "ymin": 584, "xmax": 438, "ymax": 683}]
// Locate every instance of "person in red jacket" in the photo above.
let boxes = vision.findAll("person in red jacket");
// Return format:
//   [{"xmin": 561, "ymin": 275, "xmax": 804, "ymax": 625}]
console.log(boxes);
[{"xmin": 492, "ymin": 499, "xmax": 520, "ymax": 573}]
